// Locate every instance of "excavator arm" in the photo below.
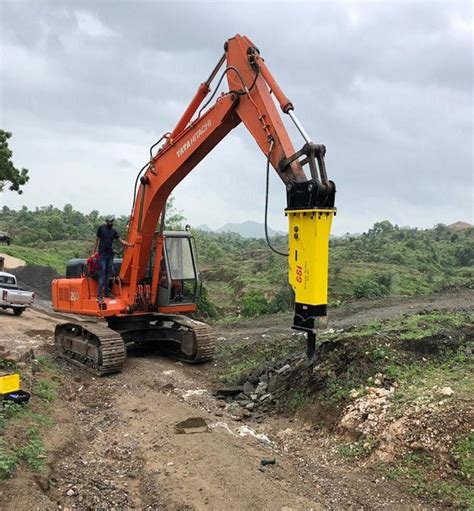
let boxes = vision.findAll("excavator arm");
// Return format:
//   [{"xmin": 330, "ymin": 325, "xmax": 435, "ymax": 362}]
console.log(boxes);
[
  {"xmin": 52, "ymin": 34, "xmax": 336, "ymax": 366},
  {"xmin": 119, "ymin": 34, "xmax": 336, "ymax": 357}
]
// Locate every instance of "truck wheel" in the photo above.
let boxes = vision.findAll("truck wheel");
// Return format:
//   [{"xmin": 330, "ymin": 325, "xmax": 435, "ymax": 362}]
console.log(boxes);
[{"xmin": 12, "ymin": 308, "xmax": 24, "ymax": 316}]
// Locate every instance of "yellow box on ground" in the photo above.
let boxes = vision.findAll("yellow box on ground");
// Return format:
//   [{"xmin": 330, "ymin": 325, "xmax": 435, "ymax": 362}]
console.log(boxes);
[{"xmin": 0, "ymin": 372, "xmax": 21, "ymax": 394}]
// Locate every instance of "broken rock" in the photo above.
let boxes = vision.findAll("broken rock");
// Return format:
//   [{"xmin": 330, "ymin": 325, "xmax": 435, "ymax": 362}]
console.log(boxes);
[
  {"xmin": 275, "ymin": 364, "xmax": 291, "ymax": 375},
  {"xmin": 175, "ymin": 417, "xmax": 209, "ymax": 434},
  {"xmin": 243, "ymin": 381, "xmax": 255, "ymax": 396},
  {"xmin": 215, "ymin": 386, "xmax": 243, "ymax": 397},
  {"xmin": 439, "ymin": 386, "xmax": 454, "ymax": 397}
]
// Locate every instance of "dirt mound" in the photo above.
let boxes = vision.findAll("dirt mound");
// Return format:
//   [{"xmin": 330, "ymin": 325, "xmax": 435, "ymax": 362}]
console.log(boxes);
[
  {"xmin": 0, "ymin": 253, "xmax": 26, "ymax": 270},
  {"xmin": 11, "ymin": 265, "xmax": 61, "ymax": 300}
]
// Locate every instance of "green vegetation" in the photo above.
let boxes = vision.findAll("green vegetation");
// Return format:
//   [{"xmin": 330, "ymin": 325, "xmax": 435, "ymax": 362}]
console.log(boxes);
[
  {"xmin": 455, "ymin": 433, "xmax": 474, "ymax": 482},
  {"xmin": 0, "ymin": 197, "xmax": 184, "ymax": 248},
  {"xmin": 1, "ymin": 241, "xmax": 88, "ymax": 273},
  {"xmin": 384, "ymin": 451, "xmax": 473, "ymax": 509},
  {"xmin": 0, "ymin": 359, "xmax": 59, "ymax": 481},
  {"xmin": 287, "ymin": 389, "xmax": 311, "ymax": 411},
  {"xmin": 316, "ymin": 310, "xmax": 474, "ymax": 406},
  {"xmin": 339, "ymin": 437, "xmax": 378, "ymax": 460},
  {"xmin": 0, "ymin": 403, "xmax": 50, "ymax": 479},
  {"xmin": 241, "ymin": 289, "xmax": 270, "ymax": 317},
  {"xmin": 197, "ymin": 220, "xmax": 473, "ymax": 318},
  {"xmin": 34, "ymin": 378, "xmax": 59, "ymax": 402},
  {"xmin": 0, "ymin": 130, "xmax": 29, "ymax": 195},
  {"xmin": 16, "ymin": 427, "xmax": 45, "ymax": 471},
  {"xmin": 210, "ymin": 310, "xmax": 474, "ymax": 398},
  {"xmin": 1, "ymin": 202, "xmax": 472, "ymax": 317},
  {"xmin": 0, "ymin": 441, "xmax": 17, "ymax": 480}
]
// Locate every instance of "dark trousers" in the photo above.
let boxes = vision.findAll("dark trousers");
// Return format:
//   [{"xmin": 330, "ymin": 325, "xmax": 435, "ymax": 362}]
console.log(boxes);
[{"xmin": 98, "ymin": 254, "xmax": 114, "ymax": 298}]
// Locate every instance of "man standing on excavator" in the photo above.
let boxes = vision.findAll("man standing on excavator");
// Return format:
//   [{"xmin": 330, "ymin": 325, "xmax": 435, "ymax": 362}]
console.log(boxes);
[{"xmin": 92, "ymin": 215, "xmax": 133, "ymax": 301}]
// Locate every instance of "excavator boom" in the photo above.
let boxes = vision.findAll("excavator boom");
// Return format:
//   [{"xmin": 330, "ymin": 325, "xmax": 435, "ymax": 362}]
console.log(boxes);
[{"xmin": 52, "ymin": 34, "xmax": 336, "ymax": 372}]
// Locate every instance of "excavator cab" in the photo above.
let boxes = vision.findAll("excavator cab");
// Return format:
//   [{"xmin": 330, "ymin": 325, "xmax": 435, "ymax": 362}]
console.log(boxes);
[{"xmin": 157, "ymin": 231, "xmax": 200, "ymax": 307}]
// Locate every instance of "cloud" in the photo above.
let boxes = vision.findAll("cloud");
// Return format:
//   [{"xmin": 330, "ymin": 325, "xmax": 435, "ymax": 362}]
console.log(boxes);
[
  {"xmin": 75, "ymin": 10, "xmax": 116, "ymax": 39},
  {"xmin": 0, "ymin": 1, "xmax": 472, "ymax": 235}
]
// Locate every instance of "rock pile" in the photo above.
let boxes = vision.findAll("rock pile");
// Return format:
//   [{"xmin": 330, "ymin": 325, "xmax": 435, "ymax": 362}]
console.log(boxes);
[
  {"xmin": 215, "ymin": 355, "xmax": 311, "ymax": 418},
  {"xmin": 339, "ymin": 385, "xmax": 395, "ymax": 441}
]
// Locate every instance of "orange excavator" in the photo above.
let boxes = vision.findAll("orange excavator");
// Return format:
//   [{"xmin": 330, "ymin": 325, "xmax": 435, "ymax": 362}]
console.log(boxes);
[{"xmin": 51, "ymin": 34, "xmax": 336, "ymax": 375}]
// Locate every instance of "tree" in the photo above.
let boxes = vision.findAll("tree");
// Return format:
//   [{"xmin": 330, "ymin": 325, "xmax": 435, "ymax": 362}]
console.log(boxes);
[
  {"xmin": 0, "ymin": 130, "xmax": 29, "ymax": 194},
  {"xmin": 164, "ymin": 196, "xmax": 185, "ymax": 229},
  {"xmin": 367, "ymin": 220, "xmax": 394, "ymax": 237}
]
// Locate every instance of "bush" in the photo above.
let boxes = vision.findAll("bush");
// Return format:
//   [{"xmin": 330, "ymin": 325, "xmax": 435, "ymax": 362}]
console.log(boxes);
[
  {"xmin": 456, "ymin": 241, "xmax": 474, "ymax": 267},
  {"xmin": 196, "ymin": 283, "xmax": 220, "ymax": 319},
  {"xmin": 354, "ymin": 277, "xmax": 389, "ymax": 299},
  {"xmin": 269, "ymin": 284, "xmax": 294, "ymax": 313},
  {"xmin": 241, "ymin": 290, "xmax": 269, "ymax": 317}
]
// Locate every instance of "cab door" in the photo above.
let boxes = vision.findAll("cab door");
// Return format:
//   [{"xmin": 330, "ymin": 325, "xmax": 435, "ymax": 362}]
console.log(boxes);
[{"xmin": 157, "ymin": 234, "xmax": 200, "ymax": 309}]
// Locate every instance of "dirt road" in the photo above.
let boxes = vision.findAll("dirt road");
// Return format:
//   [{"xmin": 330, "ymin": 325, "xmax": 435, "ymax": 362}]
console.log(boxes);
[
  {"xmin": 0, "ymin": 307, "xmax": 61, "ymax": 358},
  {"xmin": 217, "ymin": 288, "xmax": 474, "ymax": 343},
  {"xmin": 0, "ymin": 350, "xmax": 425, "ymax": 510},
  {"xmin": 2, "ymin": 293, "xmax": 468, "ymax": 509}
]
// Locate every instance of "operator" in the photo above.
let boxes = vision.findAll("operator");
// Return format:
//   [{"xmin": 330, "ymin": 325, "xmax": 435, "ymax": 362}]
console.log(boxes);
[{"xmin": 92, "ymin": 215, "xmax": 133, "ymax": 301}]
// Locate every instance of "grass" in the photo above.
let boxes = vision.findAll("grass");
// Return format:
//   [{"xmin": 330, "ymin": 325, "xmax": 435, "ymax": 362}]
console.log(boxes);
[
  {"xmin": 320, "ymin": 311, "xmax": 473, "ymax": 343},
  {"xmin": 0, "ymin": 358, "xmax": 59, "ymax": 481},
  {"xmin": 215, "ymin": 307, "xmax": 472, "ymax": 509},
  {"xmin": 384, "ymin": 451, "xmax": 474, "ymax": 509},
  {"xmin": 1, "ymin": 240, "xmax": 88, "ymax": 273},
  {"xmin": 385, "ymin": 342, "xmax": 472, "ymax": 418},
  {"xmin": 34, "ymin": 378, "xmax": 59, "ymax": 402},
  {"xmin": 288, "ymin": 389, "xmax": 311, "ymax": 411},
  {"xmin": 16, "ymin": 427, "xmax": 45, "ymax": 471},
  {"xmin": 339, "ymin": 437, "xmax": 379, "ymax": 460},
  {"xmin": 217, "ymin": 310, "xmax": 473, "ymax": 412},
  {"xmin": 0, "ymin": 407, "xmax": 50, "ymax": 480},
  {"xmin": 0, "ymin": 442, "xmax": 18, "ymax": 480},
  {"xmin": 36, "ymin": 355, "xmax": 59, "ymax": 373},
  {"xmin": 454, "ymin": 433, "xmax": 474, "ymax": 481}
]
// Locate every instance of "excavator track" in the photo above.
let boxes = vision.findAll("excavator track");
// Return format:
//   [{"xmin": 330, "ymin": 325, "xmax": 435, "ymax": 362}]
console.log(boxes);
[
  {"xmin": 171, "ymin": 316, "xmax": 216, "ymax": 364},
  {"xmin": 167, "ymin": 315, "xmax": 216, "ymax": 363},
  {"xmin": 55, "ymin": 322, "xmax": 126, "ymax": 376}
]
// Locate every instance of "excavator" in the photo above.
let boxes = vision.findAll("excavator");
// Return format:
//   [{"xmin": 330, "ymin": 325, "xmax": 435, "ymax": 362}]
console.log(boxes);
[{"xmin": 51, "ymin": 34, "xmax": 336, "ymax": 375}]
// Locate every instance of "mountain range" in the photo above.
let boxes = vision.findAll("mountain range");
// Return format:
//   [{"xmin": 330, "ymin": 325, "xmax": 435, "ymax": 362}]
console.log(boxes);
[
  {"xmin": 195, "ymin": 220, "xmax": 472, "ymax": 239},
  {"xmin": 195, "ymin": 221, "xmax": 285, "ymax": 239}
]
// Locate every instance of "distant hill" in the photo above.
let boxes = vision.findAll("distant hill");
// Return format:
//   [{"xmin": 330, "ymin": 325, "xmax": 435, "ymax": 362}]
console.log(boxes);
[
  {"xmin": 448, "ymin": 221, "xmax": 472, "ymax": 231},
  {"xmin": 1, "ymin": 204, "xmax": 473, "ymax": 317},
  {"xmin": 196, "ymin": 224, "xmax": 212, "ymax": 232},
  {"xmin": 197, "ymin": 221, "xmax": 285, "ymax": 239}
]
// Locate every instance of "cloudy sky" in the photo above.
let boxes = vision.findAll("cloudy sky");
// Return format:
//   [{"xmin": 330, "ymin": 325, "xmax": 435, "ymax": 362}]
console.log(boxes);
[{"xmin": 0, "ymin": 1, "xmax": 472, "ymax": 235}]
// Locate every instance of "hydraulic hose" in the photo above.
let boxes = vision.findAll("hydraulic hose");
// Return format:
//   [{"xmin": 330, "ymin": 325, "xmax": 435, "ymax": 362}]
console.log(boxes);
[{"xmin": 264, "ymin": 139, "xmax": 288, "ymax": 257}]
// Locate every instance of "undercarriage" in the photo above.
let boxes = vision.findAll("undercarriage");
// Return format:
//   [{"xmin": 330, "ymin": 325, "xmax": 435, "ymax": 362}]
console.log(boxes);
[{"xmin": 55, "ymin": 314, "xmax": 216, "ymax": 376}]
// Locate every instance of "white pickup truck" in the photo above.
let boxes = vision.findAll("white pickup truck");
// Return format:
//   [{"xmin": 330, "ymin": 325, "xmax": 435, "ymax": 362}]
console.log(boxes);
[{"xmin": 0, "ymin": 271, "xmax": 35, "ymax": 316}]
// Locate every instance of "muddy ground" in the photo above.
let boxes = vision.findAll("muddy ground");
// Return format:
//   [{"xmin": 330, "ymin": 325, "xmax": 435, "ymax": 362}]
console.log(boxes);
[{"xmin": 0, "ymin": 290, "xmax": 472, "ymax": 510}]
